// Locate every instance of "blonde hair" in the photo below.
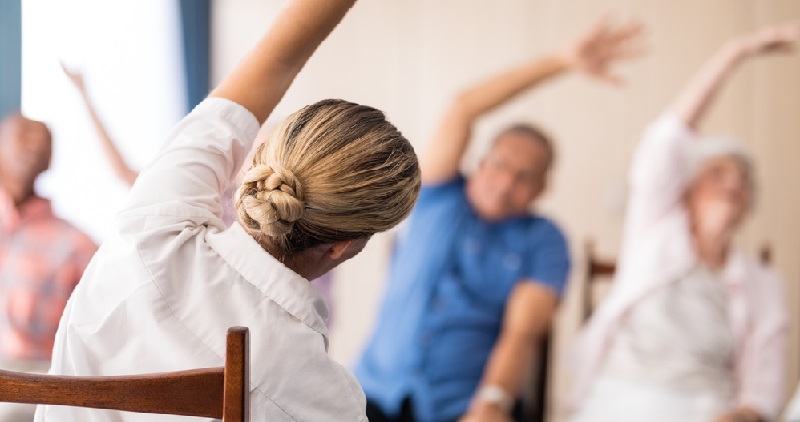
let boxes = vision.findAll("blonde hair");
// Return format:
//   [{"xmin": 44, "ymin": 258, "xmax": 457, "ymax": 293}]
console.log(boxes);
[{"xmin": 236, "ymin": 99, "xmax": 420, "ymax": 254}]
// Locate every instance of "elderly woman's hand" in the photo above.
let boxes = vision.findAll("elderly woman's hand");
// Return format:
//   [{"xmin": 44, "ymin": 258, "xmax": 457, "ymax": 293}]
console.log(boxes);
[
  {"xmin": 733, "ymin": 20, "xmax": 800, "ymax": 57},
  {"xmin": 713, "ymin": 407, "xmax": 764, "ymax": 422}
]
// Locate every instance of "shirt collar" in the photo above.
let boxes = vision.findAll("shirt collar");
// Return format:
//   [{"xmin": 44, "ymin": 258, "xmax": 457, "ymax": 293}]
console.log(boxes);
[
  {"xmin": 721, "ymin": 248, "xmax": 748, "ymax": 287},
  {"xmin": 208, "ymin": 222, "xmax": 330, "ymax": 345}
]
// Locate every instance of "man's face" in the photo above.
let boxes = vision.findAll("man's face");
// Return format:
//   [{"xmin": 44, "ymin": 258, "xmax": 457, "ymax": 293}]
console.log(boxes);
[
  {"xmin": 466, "ymin": 132, "xmax": 550, "ymax": 221},
  {"xmin": 0, "ymin": 115, "xmax": 52, "ymax": 184}
]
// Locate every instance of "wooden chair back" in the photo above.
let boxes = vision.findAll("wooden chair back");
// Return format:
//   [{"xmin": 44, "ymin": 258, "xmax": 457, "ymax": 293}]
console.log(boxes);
[
  {"xmin": 0, "ymin": 326, "xmax": 249, "ymax": 421},
  {"xmin": 525, "ymin": 331, "xmax": 551, "ymax": 422},
  {"xmin": 582, "ymin": 240, "xmax": 617, "ymax": 323}
]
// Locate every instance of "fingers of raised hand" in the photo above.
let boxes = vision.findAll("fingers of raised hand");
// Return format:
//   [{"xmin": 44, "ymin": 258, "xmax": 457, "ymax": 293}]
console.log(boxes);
[
  {"xmin": 744, "ymin": 21, "xmax": 800, "ymax": 54},
  {"xmin": 59, "ymin": 62, "xmax": 85, "ymax": 87},
  {"xmin": 581, "ymin": 18, "xmax": 646, "ymax": 63}
]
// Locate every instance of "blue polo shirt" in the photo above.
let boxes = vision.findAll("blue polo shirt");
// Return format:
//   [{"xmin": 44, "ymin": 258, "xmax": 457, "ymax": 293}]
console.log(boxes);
[{"xmin": 354, "ymin": 176, "xmax": 570, "ymax": 422}]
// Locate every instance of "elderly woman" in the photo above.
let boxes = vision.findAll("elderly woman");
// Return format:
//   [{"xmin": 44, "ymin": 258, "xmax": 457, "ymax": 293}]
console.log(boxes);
[{"xmin": 569, "ymin": 22, "xmax": 800, "ymax": 422}]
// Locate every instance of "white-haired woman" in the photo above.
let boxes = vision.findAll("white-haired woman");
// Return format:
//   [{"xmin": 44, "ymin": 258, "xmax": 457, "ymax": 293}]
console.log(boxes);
[
  {"xmin": 36, "ymin": 0, "xmax": 420, "ymax": 421},
  {"xmin": 568, "ymin": 22, "xmax": 800, "ymax": 422}
]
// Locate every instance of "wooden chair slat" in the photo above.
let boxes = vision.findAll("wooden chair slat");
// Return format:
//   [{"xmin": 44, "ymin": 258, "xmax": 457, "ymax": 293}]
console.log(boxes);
[
  {"xmin": 0, "ymin": 326, "xmax": 249, "ymax": 421},
  {"xmin": 0, "ymin": 368, "xmax": 224, "ymax": 418}
]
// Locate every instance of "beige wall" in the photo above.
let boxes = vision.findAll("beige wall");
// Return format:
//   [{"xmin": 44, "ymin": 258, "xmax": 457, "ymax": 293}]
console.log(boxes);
[{"xmin": 213, "ymin": 1, "xmax": 800, "ymax": 419}]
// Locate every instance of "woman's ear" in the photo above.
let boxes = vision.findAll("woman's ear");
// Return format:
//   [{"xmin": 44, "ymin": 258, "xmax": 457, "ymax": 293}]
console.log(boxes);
[{"xmin": 327, "ymin": 239, "xmax": 359, "ymax": 260}]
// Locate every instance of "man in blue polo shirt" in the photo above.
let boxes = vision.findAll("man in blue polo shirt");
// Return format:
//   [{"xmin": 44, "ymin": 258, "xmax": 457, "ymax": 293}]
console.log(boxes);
[{"xmin": 354, "ymin": 19, "xmax": 644, "ymax": 422}]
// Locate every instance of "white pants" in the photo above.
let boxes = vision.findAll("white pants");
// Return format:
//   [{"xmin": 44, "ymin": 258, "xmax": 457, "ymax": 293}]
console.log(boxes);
[{"xmin": 569, "ymin": 378, "xmax": 730, "ymax": 422}]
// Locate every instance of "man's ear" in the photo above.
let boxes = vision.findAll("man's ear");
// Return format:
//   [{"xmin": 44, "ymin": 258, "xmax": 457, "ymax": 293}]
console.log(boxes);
[
  {"xmin": 536, "ymin": 174, "xmax": 549, "ymax": 198},
  {"xmin": 328, "ymin": 239, "xmax": 359, "ymax": 260}
]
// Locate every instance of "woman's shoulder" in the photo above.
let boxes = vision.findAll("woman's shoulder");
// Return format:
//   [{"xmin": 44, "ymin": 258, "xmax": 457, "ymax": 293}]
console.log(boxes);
[
  {"xmin": 736, "ymin": 250, "xmax": 783, "ymax": 286},
  {"xmin": 733, "ymin": 251, "xmax": 787, "ymax": 315}
]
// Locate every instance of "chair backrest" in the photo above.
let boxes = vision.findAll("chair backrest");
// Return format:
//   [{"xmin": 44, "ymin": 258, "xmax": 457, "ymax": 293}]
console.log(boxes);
[
  {"xmin": 582, "ymin": 240, "xmax": 616, "ymax": 323},
  {"xmin": 0, "ymin": 326, "xmax": 250, "ymax": 421},
  {"xmin": 582, "ymin": 239, "xmax": 773, "ymax": 322},
  {"xmin": 525, "ymin": 330, "xmax": 552, "ymax": 422}
]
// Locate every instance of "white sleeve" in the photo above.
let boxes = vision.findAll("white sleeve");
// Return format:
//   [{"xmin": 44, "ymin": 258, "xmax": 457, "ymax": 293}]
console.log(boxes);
[
  {"xmin": 786, "ymin": 386, "xmax": 800, "ymax": 422},
  {"xmin": 118, "ymin": 98, "xmax": 260, "ymax": 230},
  {"xmin": 622, "ymin": 114, "xmax": 696, "ymax": 251}
]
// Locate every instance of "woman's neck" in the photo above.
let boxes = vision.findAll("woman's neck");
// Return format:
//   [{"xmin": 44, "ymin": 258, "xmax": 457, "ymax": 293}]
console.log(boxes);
[
  {"xmin": 247, "ymin": 229, "xmax": 316, "ymax": 280},
  {"xmin": 693, "ymin": 230, "xmax": 732, "ymax": 270},
  {"xmin": 1, "ymin": 180, "xmax": 35, "ymax": 208}
]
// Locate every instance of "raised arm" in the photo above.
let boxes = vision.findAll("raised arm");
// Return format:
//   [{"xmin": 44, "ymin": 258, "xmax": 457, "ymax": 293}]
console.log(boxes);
[
  {"xmin": 624, "ymin": 21, "xmax": 800, "ymax": 251},
  {"xmin": 210, "ymin": 0, "xmax": 356, "ymax": 124},
  {"xmin": 62, "ymin": 64, "xmax": 139, "ymax": 186},
  {"xmin": 422, "ymin": 18, "xmax": 643, "ymax": 184},
  {"xmin": 669, "ymin": 21, "xmax": 800, "ymax": 130},
  {"xmin": 120, "ymin": 0, "xmax": 357, "ymax": 228}
]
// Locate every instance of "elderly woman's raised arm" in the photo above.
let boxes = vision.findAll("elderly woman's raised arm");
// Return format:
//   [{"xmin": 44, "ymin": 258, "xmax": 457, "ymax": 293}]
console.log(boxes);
[{"xmin": 623, "ymin": 22, "xmax": 800, "ymax": 251}]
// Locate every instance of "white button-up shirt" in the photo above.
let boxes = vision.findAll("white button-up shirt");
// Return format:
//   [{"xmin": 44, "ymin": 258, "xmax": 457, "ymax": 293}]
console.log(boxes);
[
  {"xmin": 34, "ymin": 98, "xmax": 368, "ymax": 421},
  {"xmin": 568, "ymin": 115, "xmax": 788, "ymax": 419}
]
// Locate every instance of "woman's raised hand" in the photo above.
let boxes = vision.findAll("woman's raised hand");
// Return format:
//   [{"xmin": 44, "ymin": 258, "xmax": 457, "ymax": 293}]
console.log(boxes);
[{"xmin": 734, "ymin": 20, "xmax": 800, "ymax": 57}]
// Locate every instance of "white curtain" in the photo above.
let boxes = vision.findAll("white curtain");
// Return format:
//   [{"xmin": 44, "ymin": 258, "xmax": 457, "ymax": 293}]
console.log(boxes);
[{"xmin": 21, "ymin": 0, "xmax": 185, "ymax": 242}]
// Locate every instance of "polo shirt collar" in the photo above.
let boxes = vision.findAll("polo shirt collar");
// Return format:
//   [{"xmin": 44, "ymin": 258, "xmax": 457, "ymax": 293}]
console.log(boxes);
[{"xmin": 208, "ymin": 222, "xmax": 330, "ymax": 345}]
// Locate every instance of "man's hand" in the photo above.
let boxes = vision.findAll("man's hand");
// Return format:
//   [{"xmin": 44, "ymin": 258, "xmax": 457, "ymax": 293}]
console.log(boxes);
[
  {"xmin": 561, "ymin": 16, "xmax": 645, "ymax": 85},
  {"xmin": 459, "ymin": 402, "xmax": 512, "ymax": 422}
]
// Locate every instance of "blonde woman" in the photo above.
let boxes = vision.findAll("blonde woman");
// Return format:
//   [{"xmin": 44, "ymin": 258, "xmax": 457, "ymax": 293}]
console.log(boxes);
[
  {"xmin": 36, "ymin": 0, "xmax": 420, "ymax": 421},
  {"xmin": 569, "ymin": 22, "xmax": 800, "ymax": 422},
  {"xmin": 62, "ymin": 65, "xmax": 340, "ymax": 324}
]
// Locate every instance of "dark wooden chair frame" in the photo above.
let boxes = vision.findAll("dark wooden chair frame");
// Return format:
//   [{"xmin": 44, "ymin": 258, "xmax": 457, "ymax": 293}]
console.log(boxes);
[
  {"xmin": 526, "ymin": 331, "xmax": 551, "ymax": 422},
  {"xmin": 0, "ymin": 326, "xmax": 249, "ymax": 421}
]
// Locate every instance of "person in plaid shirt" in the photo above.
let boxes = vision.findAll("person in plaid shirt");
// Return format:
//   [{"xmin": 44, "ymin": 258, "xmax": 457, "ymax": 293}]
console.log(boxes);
[{"xmin": 0, "ymin": 112, "xmax": 97, "ymax": 365}]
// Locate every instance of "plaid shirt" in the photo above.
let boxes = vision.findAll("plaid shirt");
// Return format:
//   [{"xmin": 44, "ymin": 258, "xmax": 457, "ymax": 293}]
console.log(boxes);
[{"xmin": 0, "ymin": 189, "xmax": 96, "ymax": 361}]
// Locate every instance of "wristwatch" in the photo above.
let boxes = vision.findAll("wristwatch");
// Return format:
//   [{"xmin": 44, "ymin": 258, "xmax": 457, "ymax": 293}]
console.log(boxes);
[{"xmin": 474, "ymin": 385, "xmax": 514, "ymax": 413}]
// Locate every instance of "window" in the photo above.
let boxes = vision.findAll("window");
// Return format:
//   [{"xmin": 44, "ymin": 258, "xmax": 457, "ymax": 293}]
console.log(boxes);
[{"xmin": 21, "ymin": 0, "xmax": 185, "ymax": 241}]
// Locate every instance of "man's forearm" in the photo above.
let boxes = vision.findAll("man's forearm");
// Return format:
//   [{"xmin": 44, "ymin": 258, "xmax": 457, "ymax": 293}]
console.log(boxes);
[
  {"xmin": 456, "ymin": 54, "xmax": 571, "ymax": 122},
  {"xmin": 470, "ymin": 332, "xmax": 539, "ymax": 413},
  {"xmin": 421, "ymin": 54, "xmax": 570, "ymax": 184}
]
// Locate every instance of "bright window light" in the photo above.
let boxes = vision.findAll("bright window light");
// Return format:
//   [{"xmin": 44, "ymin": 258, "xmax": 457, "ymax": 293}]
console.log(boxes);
[{"xmin": 21, "ymin": 0, "xmax": 185, "ymax": 242}]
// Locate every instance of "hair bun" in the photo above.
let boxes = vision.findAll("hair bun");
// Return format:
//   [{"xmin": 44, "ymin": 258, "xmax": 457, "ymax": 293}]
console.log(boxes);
[{"xmin": 236, "ymin": 163, "xmax": 305, "ymax": 237}]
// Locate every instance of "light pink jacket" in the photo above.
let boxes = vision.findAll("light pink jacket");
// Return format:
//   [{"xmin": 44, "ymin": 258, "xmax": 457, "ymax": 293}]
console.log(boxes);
[{"xmin": 568, "ymin": 115, "xmax": 788, "ymax": 418}]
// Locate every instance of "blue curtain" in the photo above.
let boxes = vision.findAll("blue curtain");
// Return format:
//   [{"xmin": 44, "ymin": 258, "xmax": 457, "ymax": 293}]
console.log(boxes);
[
  {"xmin": 0, "ymin": 0, "xmax": 22, "ymax": 118},
  {"xmin": 178, "ymin": 0, "xmax": 210, "ymax": 113}
]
